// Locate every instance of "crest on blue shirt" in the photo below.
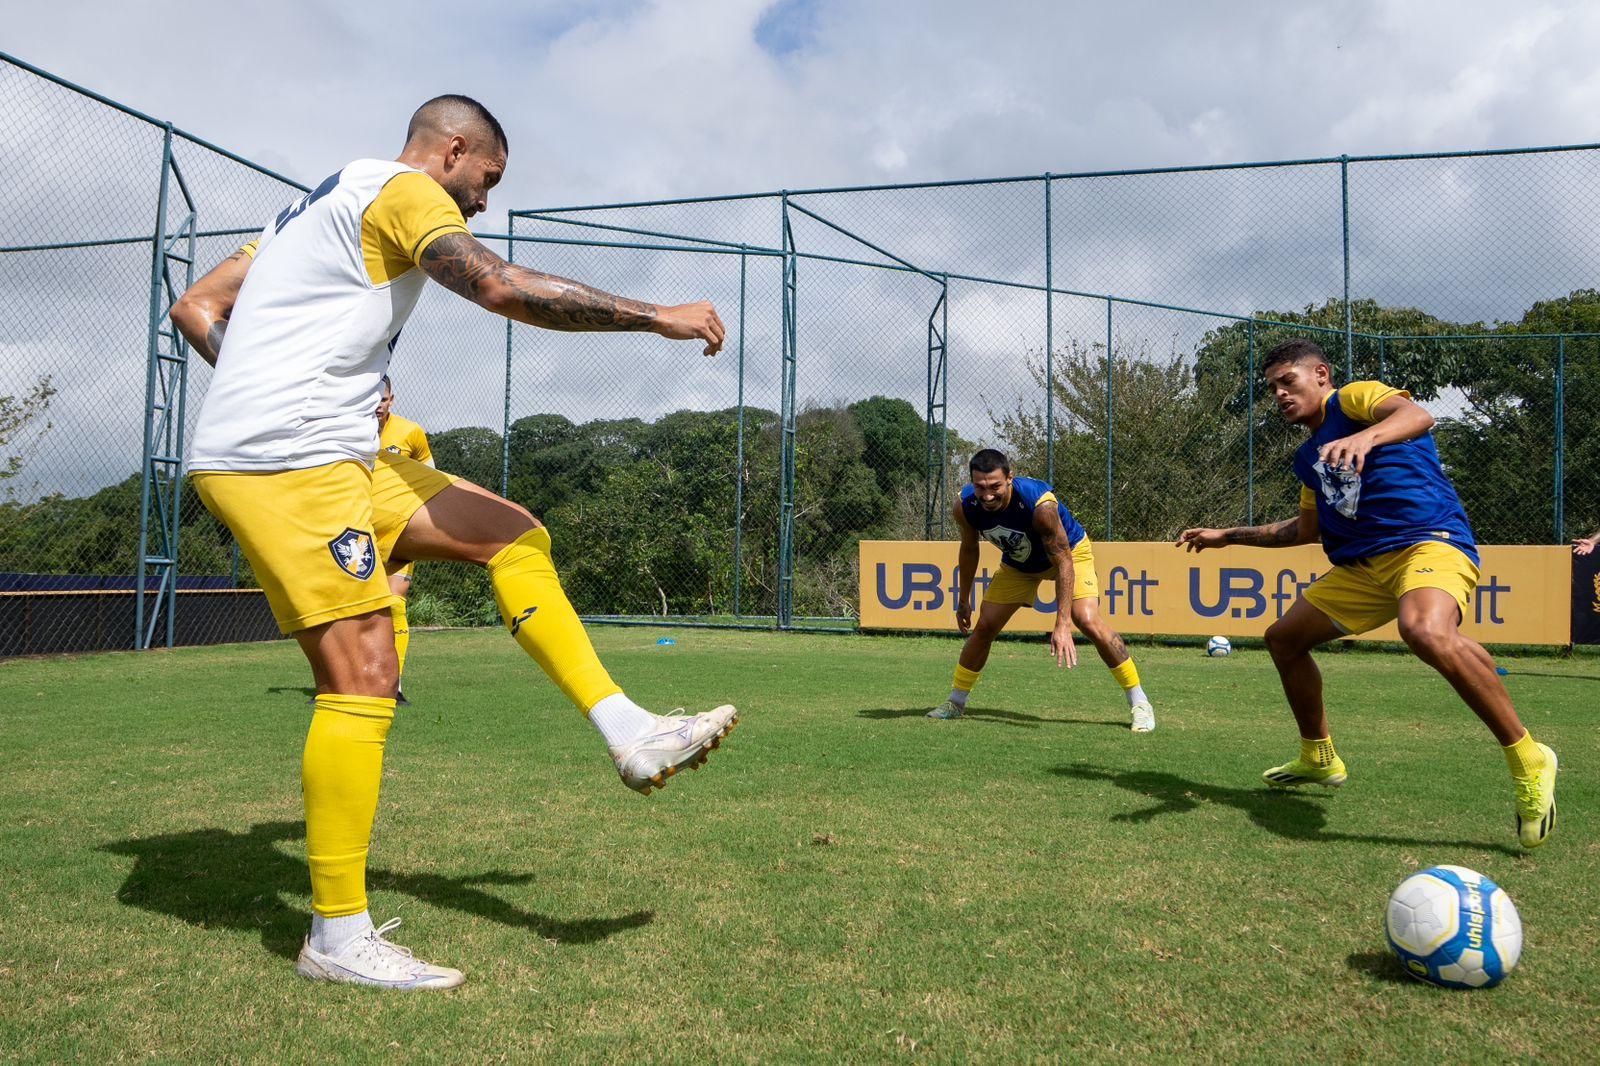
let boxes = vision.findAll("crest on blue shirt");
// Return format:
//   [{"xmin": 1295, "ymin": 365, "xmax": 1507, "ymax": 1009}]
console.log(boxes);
[
  {"xmin": 328, "ymin": 528, "xmax": 377, "ymax": 581},
  {"xmin": 982, "ymin": 526, "xmax": 1032, "ymax": 563},
  {"xmin": 1313, "ymin": 460, "xmax": 1361, "ymax": 519}
]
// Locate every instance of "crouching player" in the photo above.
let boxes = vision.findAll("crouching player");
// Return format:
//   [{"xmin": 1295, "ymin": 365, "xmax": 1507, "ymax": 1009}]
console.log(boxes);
[
  {"xmin": 929, "ymin": 450, "xmax": 1154, "ymax": 731},
  {"xmin": 1177, "ymin": 339, "xmax": 1557, "ymax": 849}
]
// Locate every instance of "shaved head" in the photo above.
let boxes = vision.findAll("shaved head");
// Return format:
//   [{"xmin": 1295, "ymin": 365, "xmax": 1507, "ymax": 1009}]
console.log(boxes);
[{"xmin": 405, "ymin": 94, "xmax": 507, "ymax": 156}]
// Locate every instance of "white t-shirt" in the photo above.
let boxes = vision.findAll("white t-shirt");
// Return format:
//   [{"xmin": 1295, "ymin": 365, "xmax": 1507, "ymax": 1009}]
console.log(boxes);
[{"xmin": 188, "ymin": 159, "xmax": 469, "ymax": 471}]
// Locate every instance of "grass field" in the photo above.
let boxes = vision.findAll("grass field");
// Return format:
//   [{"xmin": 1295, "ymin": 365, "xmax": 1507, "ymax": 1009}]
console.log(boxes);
[{"xmin": 1, "ymin": 627, "xmax": 1596, "ymax": 1062}]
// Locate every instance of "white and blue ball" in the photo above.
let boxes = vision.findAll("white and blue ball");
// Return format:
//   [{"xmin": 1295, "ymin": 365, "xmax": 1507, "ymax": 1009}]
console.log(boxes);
[
  {"xmin": 1385, "ymin": 865, "xmax": 1522, "ymax": 989},
  {"xmin": 1205, "ymin": 635, "xmax": 1232, "ymax": 657}
]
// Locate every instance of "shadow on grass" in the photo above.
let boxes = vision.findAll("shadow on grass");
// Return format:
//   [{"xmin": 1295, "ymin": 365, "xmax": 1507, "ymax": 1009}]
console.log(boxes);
[
  {"xmin": 1346, "ymin": 949, "xmax": 1417, "ymax": 984},
  {"xmin": 1500, "ymin": 670, "xmax": 1600, "ymax": 683},
  {"xmin": 1052, "ymin": 765, "xmax": 1519, "ymax": 856},
  {"xmin": 99, "ymin": 821, "xmax": 653, "ymax": 960},
  {"xmin": 265, "ymin": 685, "xmax": 316, "ymax": 698},
  {"xmin": 858, "ymin": 706, "xmax": 1129, "ymax": 729}
]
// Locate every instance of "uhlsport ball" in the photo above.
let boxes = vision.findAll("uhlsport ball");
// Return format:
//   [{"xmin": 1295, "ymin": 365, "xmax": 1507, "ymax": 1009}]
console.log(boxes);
[
  {"xmin": 1205, "ymin": 635, "xmax": 1232, "ymax": 657},
  {"xmin": 1385, "ymin": 865, "xmax": 1522, "ymax": 988}
]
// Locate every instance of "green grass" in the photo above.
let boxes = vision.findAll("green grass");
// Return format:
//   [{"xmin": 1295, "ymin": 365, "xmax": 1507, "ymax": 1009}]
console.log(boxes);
[{"xmin": 1, "ymin": 629, "xmax": 1596, "ymax": 1062}]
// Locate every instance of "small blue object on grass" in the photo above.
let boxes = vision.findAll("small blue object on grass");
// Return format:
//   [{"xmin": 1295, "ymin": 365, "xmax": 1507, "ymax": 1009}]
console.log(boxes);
[
  {"xmin": 656, "ymin": 638, "xmax": 677, "ymax": 646},
  {"xmin": 1496, "ymin": 666, "xmax": 1509, "ymax": 676}
]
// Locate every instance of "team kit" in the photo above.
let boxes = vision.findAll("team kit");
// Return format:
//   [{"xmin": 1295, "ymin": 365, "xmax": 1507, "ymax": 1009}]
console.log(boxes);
[{"xmin": 172, "ymin": 95, "xmax": 1558, "ymax": 990}]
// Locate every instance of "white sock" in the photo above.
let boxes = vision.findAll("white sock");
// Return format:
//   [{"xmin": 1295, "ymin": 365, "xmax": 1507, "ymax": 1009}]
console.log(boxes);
[
  {"xmin": 310, "ymin": 910, "xmax": 374, "ymax": 954},
  {"xmin": 1126, "ymin": 684, "xmax": 1149, "ymax": 707},
  {"xmin": 947, "ymin": 688, "xmax": 970, "ymax": 707},
  {"xmin": 588, "ymin": 692, "xmax": 659, "ymax": 746}
]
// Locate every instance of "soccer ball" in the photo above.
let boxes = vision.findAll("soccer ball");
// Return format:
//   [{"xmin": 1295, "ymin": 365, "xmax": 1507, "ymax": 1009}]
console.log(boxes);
[
  {"xmin": 1205, "ymin": 635, "xmax": 1232, "ymax": 657},
  {"xmin": 1385, "ymin": 865, "xmax": 1522, "ymax": 989}
]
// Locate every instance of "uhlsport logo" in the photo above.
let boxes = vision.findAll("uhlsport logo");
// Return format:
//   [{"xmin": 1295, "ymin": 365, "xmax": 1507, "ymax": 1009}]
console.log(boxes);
[
  {"xmin": 327, "ymin": 528, "xmax": 376, "ymax": 581},
  {"xmin": 508, "ymin": 605, "xmax": 539, "ymax": 635}
]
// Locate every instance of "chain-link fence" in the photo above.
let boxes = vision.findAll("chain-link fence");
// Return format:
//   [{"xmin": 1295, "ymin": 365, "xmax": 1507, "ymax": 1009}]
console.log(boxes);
[{"xmin": 3, "ymin": 51, "xmax": 1597, "ymax": 650}]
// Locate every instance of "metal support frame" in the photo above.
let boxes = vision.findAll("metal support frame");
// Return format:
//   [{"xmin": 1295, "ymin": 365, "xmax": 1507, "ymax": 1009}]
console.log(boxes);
[
  {"xmin": 1104, "ymin": 299, "xmax": 1114, "ymax": 539},
  {"xmin": 1044, "ymin": 174, "xmax": 1055, "ymax": 484},
  {"xmin": 1555, "ymin": 336, "xmax": 1565, "ymax": 543},
  {"xmin": 777, "ymin": 197, "xmax": 799, "ymax": 628},
  {"xmin": 733, "ymin": 250, "xmax": 748, "ymax": 617},
  {"xmin": 1246, "ymin": 320, "xmax": 1256, "ymax": 525},
  {"xmin": 501, "ymin": 210, "xmax": 515, "ymax": 497},
  {"xmin": 925, "ymin": 276, "xmax": 950, "ymax": 538},
  {"xmin": 1341, "ymin": 154, "xmax": 1354, "ymax": 379},
  {"xmin": 135, "ymin": 124, "xmax": 198, "ymax": 650}
]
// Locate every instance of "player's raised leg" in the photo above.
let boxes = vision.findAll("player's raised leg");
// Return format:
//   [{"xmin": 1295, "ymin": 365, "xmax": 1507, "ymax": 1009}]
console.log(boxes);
[
  {"xmin": 391, "ymin": 476, "xmax": 736, "ymax": 794},
  {"xmin": 1068, "ymin": 595, "xmax": 1154, "ymax": 732},
  {"xmin": 1395, "ymin": 588, "xmax": 1557, "ymax": 848},
  {"xmin": 930, "ymin": 599, "xmax": 1025, "ymax": 718},
  {"xmin": 1261, "ymin": 596, "xmax": 1348, "ymax": 788}
]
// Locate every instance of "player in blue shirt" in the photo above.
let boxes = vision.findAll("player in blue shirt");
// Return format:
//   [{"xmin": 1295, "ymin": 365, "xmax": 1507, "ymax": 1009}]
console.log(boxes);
[
  {"xmin": 1177, "ymin": 339, "xmax": 1556, "ymax": 849},
  {"xmin": 929, "ymin": 449, "xmax": 1155, "ymax": 731}
]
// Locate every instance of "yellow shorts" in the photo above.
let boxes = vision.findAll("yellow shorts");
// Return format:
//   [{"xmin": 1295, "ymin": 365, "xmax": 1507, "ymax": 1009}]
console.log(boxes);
[
  {"xmin": 191, "ymin": 454, "xmax": 456, "ymax": 634},
  {"xmin": 983, "ymin": 537, "xmax": 1099, "ymax": 606},
  {"xmin": 192, "ymin": 461, "xmax": 392, "ymax": 634},
  {"xmin": 371, "ymin": 452, "xmax": 457, "ymax": 571},
  {"xmin": 1303, "ymin": 540, "xmax": 1479, "ymax": 635}
]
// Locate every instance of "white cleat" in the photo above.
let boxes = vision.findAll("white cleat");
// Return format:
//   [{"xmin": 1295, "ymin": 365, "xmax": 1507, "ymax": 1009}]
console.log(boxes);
[
  {"xmin": 1130, "ymin": 701, "xmax": 1156, "ymax": 733},
  {"xmin": 295, "ymin": 918, "xmax": 464, "ymax": 990},
  {"xmin": 609, "ymin": 704, "xmax": 739, "ymax": 795}
]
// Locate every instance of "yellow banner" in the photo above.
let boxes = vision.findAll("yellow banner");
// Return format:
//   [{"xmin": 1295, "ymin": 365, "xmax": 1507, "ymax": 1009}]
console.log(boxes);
[{"xmin": 858, "ymin": 541, "xmax": 1572, "ymax": 645}]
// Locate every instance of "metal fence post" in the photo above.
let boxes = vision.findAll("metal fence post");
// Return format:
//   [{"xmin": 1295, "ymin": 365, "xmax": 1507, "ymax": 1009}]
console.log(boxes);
[
  {"xmin": 500, "ymin": 209, "xmax": 514, "ymax": 497},
  {"xmin": 733, "ymin": 248, "xmax": 747, "ymax": 617},
  {"xmin": 1246, "ymin": 319, "xmax": 1255, "ymax": 526},
  {"xmin": 1555, "ymin": 335, "xmax": 1565, "ymax": 543},
  {"xmin": 1044, "ymin": 173, "xmax": 1054, "ymax": 485},
  {"xmin": 1341, "ymin": 154, "xmax": 1354, "ymax": 379},
  {"xmin": 778, "ymin": 194, "xmax": 799, "ymax": 628},
  {"xmin": 925, "ymin": 277, "xmax": 949, "ymax": 538},
  {"xmin": 1105, "ymin": 297, "xmax": 1114, "ymax": 539},
  {"xmin": 1378, "ymin": 334, "xmax": 1386, "ymax": 379}
]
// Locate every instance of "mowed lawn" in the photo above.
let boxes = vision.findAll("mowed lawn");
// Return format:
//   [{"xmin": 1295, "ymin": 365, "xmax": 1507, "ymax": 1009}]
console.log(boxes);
[{"xmin": 0, "ymin": 628, "xmax": 1596, "ymax": 1062}]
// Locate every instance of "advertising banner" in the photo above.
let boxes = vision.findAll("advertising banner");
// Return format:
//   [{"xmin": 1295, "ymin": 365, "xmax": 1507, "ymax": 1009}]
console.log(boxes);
[{"xmin": 859, "ymin": 541, "xmax": 1572, "ymax": 645}]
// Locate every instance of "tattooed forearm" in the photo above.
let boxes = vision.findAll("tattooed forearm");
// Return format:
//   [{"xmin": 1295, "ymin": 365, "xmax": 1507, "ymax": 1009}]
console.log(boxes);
[
  {"xmin": 1224, "ymin": 518, "xmax": 1301, "ymax": 547},
  {"xmin": 420, "ymin": 232, "xmax": 658, "ymax": 332}
]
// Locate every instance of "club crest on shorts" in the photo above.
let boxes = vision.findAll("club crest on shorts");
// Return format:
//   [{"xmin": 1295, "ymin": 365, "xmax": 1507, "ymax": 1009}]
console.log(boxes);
[{"xmin": 328, "ymin": 528, "xmax": 377, "ymax": 580}]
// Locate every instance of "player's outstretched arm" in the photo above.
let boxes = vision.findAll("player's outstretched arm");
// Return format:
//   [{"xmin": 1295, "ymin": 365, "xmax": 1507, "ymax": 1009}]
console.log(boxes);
[
  {"xmin": 169, "ymin": 246, "xmax": 254, "ymax": 366},
  {"xmin": 952, "ymin": 501, "xmax": 979, "ymax": 634},
  {"xmin": 1177, "ymin": 508, "xmax": 1319, "ymax": 552},
  {"xmin": 419, "ymin": 232, "xmax": 725, "ymax": 355},
  {"xmin": 1574, "ymin": 529, "xmax": 1600, "ymax": 556}
]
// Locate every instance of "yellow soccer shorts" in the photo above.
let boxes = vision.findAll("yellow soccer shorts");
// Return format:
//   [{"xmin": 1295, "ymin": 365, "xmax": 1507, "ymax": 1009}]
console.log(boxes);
[
  {"xmin": 191, "ymin": 454, "xmax": 457, "ymax": 634},
  {"xmin": 983, "ymin": 537, "xmax": 1099, "ymax": 606},
  {"xmin": 370, "ymin": 451, "xmax": 457, "ymax": 573},
  {"xmin": 1303, "ymin": 540, "xmax": 1479, "ymax": 634},
  {"xmin": 192, "ymin": 461, "xmax": 393, "ymax": 634}
]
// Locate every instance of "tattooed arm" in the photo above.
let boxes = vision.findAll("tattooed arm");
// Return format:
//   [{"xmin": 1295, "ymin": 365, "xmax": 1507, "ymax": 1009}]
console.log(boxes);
[
  {"xmin": 1176, "ymin": 508, "xmax": 1320, "ymax": 552},
  {"xmin": 170, "ymin": 246, "xmax": 254, "ymax": 367},
  {"xmin": 1032, "ymin": 503, "xmax": 1079, "ymax": 668},
  {"xmin": 419, "ymin": 232, "xmax": 725, "ymax": 355}
]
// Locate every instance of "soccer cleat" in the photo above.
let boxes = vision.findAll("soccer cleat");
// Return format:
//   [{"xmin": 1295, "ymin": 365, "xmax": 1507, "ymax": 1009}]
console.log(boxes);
[
  {"xmin": 926, "ymin": 699, "xmax": 965, "ymax": 720},
  {"xmin": 1512, "ymin": 744, "xmax": 1558, "ymax": 849},
  {"xmin": 1262, "ymin": 755, "xmax": 1348, "ymax": 789},
  {"xmin": 609, "ymin": 705, "xmax": 738, "ymax": 795},
  {"xmin": 295, "ymin": 918, "xmax": 464, "ymax": 990},
  {"xmin": 1130, "ymin": 700, "xmax": 1155, "ymax": 733}
]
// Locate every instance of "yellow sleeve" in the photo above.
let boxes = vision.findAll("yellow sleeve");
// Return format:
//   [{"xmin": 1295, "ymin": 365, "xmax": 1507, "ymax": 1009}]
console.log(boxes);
[
  {"xmin": 1034, "ymin": 491, "xmax": 1058, "ymax": 508},
  {"xmin": 1337, "ymin": 380, "xmax": 1410, "ymax": 424},
  {"xmin": 239, "ymin": 239, "xmax": 260, "ymax": 259},
  {"xmin": 1300, "ymin": 486, "xmax": 1317, "ymax": 510},
  {"xmin": 360, "ymin": 171, "xmax": 470, "ymax": 285},
  {"xmin": 408, "ymin": 425, "xmax": 433, "ymax": 467}
]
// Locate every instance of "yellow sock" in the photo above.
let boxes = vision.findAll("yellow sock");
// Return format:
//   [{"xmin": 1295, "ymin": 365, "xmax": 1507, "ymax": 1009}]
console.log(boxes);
[
  {"xmin": 302, "ymin": 694, "xmax": 395, "ymax": 918},
  {"xmin": 489, "ymin": 526, "xmax": 622, "ymax": 711},
  {"xmin": 1503, "ymin": 731, "xmax": 1546, "ymax": 778},
  {"xmin": 391, "ymin": 599, "xmax": 410, "ymax": 685},
  {"xmin": 1300, "ymin": 736, "xmax": 1337, "ymax": 768},
  {"xmin": 952, "ymin": 664, "xmax": 981, "ymax": 693},
  {"xmin": 1110, "ymin": 658, "xmax": 1141, "ymax": 692}
]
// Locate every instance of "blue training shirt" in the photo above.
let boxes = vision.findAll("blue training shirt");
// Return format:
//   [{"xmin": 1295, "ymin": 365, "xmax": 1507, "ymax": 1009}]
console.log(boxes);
[
  {"xmin": 960, "ymin": 475, "xmax": 1087, "ymax": 574},
  {"xmin": 1293, "ymin": 383, "xmax": 1478, "ymax": 567}
]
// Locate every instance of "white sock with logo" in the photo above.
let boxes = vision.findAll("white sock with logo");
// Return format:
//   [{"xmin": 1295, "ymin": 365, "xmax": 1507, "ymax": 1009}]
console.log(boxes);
[
  {"xmin": 589, "ymin": 693, "xmax": 659, "ymax": 746},
  {"xmin": 1126, "ymin": 684, "xmax": 1149, "ymax": 707},
  {"xmin": 310, "ymin": 910, "xmax": 374, "ymax": 955}
]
